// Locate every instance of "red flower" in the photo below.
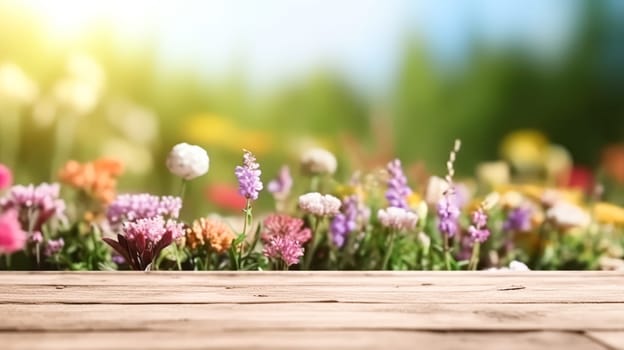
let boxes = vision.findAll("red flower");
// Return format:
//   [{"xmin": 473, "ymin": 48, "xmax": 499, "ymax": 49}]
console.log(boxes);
[
  {"xmin": 205, "ymin": 183, "xmax": 247, "ymax": 212},
  {"xmin": 558, "ymin": 166, "xmax": 594, "ymax": 193}
]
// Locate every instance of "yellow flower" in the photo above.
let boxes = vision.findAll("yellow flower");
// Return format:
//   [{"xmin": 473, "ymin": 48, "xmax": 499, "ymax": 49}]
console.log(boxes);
[
  {"xmin": 594, "ymin": 202, "xmax": 624, "ymax": 226},
  {"xmin": 183, "ymin": 114, "xmax": 273, "ymax": 154},
  {"xmin": 407, "ymin": 192, "xmax": 422, "ymax": 210},
  {"xmin": 500, "ymin": 130, "xmax": 548, "ymax": 171}
]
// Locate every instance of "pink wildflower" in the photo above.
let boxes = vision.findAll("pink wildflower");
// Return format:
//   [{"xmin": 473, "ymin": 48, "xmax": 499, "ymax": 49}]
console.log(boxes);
[
  {"xmin": 263, "ymin": 235, "xmax": 304, "ymax": 267},
  {"xmin": 0, "ymin": 210, "xmax": 26, "ymax": 254},
  {"xmin": 0, "ymin": 164, "xmax": 12, "ymax": 191}
]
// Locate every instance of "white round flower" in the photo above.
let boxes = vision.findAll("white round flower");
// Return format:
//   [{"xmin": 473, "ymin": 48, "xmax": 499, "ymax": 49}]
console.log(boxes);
[
  {"xmin": 546, "ymin": 202, "xmax": 590, "ymax": 228},
  {"xmin": 508, "ymin": 260, "xmax": 530, "ymax": 271},
  {"xmin": 166, "ymin": 143, "xmax": 209, "ymax": 180},
  {"xmin": 377, "ymin": 207, "xmax": 418, "ymax": 231},
  {"xmin": 301, "ymin": 147, "xmax": 337, "ymax": 175},
  {"xmin": 298, "ymin": 192, "xmax": 341, "ymax": 217},
  {"xmin": 424, "ymin": 176, "xmax": 450, "ymax": 207}
]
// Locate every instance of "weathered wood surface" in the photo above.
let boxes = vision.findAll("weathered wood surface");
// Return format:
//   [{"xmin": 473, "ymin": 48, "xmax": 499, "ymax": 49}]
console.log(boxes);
[{"xmin": 0, "ymin": 272, "xmax": 622, "ymax": 350}]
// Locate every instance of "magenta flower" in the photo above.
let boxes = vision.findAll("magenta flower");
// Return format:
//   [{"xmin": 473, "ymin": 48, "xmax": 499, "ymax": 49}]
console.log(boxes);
[
  {"xmin": 0, "ymin": 210, "xmax": 26, "ymax": 254},
  {"xmin": 0, "ymin": 164, "xmax": 12, "ymax": 191},
  {"xmin": 267, "ymin": 165, "xmax": 293, "ymax": 200},
  {"xmin": 262, "ymin": 214, "xmax": 312, "ymax": 244},
  {"xmin": 263, "ymin": 235, "xmax": 304, "ymax": 267},
  {"xmin": 107, "ymin": 194, "xmax": 182, "ymax": 227},
  {"xmin": 44, "ymin": 238, "xmax": 64, "ymax": 257},
  {"xmin": 468, "ymin": 208, "xmax": 490, "ymax": 244},
  {"xmin": 103, "ymin": 216, "xmax": 184, "ymax": 271},
  {"xmin": 235, "ymin": 150, "xmax": 263, "ymax": 201},
  {"xmin": 0, "ymin": 183, "xmax": 66, "ymax": 233}
]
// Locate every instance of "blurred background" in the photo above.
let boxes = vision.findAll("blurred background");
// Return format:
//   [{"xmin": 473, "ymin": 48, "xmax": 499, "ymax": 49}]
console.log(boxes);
[{"xmin": 0, "ymin": 0, "xmax": 623, "ymax": 216}]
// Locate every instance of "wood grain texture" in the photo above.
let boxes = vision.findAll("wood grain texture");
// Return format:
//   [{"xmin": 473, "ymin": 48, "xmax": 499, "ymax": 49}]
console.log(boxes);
[
  {"xmin": 586, "ymin": 332, "xmax": 624, "ymax": 350},
  {"xmin": 0, "ymin": 272, "xmax": 621, "ymax": 350},
  {"xmin": 0, "ymin": 331, "xmax": 608, "ymax": 350}
]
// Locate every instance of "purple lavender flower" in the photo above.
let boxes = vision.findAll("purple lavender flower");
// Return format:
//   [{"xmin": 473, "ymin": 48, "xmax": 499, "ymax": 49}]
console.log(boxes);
[
  {"xmin": 107, "ymin": 194, "xmax": 182, "ymax": 227},
  {"xmin": 103, "ymin": 216, "xmax": 184, "ymax": 271},
  {"xmin": 111, "ymin": 254, "xmax": 126, "ymax": 265},
  {"xmin": 0, "ymin": 183, "xmax": 66, "ymax": 232},
  {"xmin": 503, "ymin": 206, "xmax": 533, "ymax": 232},
  {"xmin": 44, "ymin": 238, "xmax": 64, "ymax": 257},
  {"xmin": 235, "ymin": 150, "xmax": 263, "ymax": 201},
  {"xmin": 267, "ymin": 165, "xmax": 292, "ymax": 200},
  {"xmin": 437, "ymin": 193, "xmax": 460, "ymax": 238},
  {"xmin": 385, "ymin": 159, "xmax": 412, "ymax": 209},
  {"xmin": 330, "ymin": 195, "xmax": 370, "ymax": 248},
  {"xmin": 468, "ymin": 208, "xmax": 490, "ymax": 244},
  {"xmin": 263, "ymin": 235, "xmax": 304, "ymax": 267}
]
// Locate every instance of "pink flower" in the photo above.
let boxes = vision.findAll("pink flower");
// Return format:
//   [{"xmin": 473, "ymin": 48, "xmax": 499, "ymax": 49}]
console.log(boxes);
[
  {"xmin": 103, "ymin": 216, "xmax": 184, "ymax": 271},
  {"xmin": 0, "ymin": 164, "xmax": 12, "ymax": 191},
  {"xmin": 263, "ymin": 235, "xmax": 304, "ymax": 267},
  {"xmin": 0, "ymin": 210, "xmax": 26, "ymax": 254},
  {"xmin": 262, "ymin": 214, "xmax": 312, "ymax": 244}
]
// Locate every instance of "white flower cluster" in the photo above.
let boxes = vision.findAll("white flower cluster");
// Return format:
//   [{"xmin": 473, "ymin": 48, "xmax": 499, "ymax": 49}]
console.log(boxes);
[
  {"xmin": 377, "ymin": 206, "xmax": 418, "ymax": 231},
  {"xmin": 300, "ymin": 147, "xmax": 337, "ymax": 175},
  {"xmin": 546, "ymin": 201, "xmax": 590, "ymax": 228},
  {"xmin": 166, "ymin": 143, "xmax": 210, "ymax": 180},
  {"xmin": 298, "ymin": 192, "xmax": 341, "ymax": 217},
  {"xmin": 487, "ymin": 260, "xmax": 530, "ymax": 272}
]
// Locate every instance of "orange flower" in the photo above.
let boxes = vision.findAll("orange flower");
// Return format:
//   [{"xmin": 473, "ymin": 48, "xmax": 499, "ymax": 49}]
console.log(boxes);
[
  {"xmin": 186, "ymin": 217, "xmax": 236, "ymax": 254},
  {"xmin": 602, "ymin": 144, "xmax": 624, "ymax": 184},
  {"xmin": 58, "ymin": 157, "xmax": 124, "ymax": 205}
]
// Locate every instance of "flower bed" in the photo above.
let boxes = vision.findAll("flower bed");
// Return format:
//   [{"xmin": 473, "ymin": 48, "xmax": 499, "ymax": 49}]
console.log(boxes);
[{"xmin": 1, "ymin": 140, "xmax": 623, "ymax": 271}]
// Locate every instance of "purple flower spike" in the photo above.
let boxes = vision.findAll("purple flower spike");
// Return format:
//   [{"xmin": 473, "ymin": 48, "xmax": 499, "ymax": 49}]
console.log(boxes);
[
  {"xmin": 235, "ymin": 150, "xmax": 263, "ymax": 201},
  {"xmin": 437, "ymin": 193, "xmax": 460, "ymax": 238},
  {"xmin": 385, "ymin": 159, "xmax": 412, "ymax": 209}
]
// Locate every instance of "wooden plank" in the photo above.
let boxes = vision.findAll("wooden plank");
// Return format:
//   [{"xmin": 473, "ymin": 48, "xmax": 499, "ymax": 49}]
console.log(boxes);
[
  {"xmin": 0, "ymin": 272, "xmax": 622, "ymax": 304},
  {"xmin": 0, "ymin": 303, "xmax": 622, "ymax": 332},
  {"xmin": 0, "ymin": 331, "xmax": 609, "ymax": 350},
  {"xmin": 1, "ymin": 271, "xmax": 622, "ymax": 287},
  {"xmin": 586, "ymin": 332, "xmax": 624, "ymax": 350}
]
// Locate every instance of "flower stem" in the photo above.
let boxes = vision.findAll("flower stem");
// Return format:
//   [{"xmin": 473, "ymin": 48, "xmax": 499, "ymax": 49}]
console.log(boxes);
[
  {"xmin": 179, "ymin": 179, "xmax": 187, "ymax": 199},
  {"xmin": 468, "ymin": 242, "xmax": 481, "ymax": 271},
  {"xmin": 238, "ymin": 200, "xmax": 252, "ymax": 270},
  {"xmin": 303, "ymin": 216, "xmax": 322, "ymax": 270},
  {"xmin": 381, "ymin": 229, "xmax": 397, "ymax": 270},
  {"xmin": 204, "ymin": 249, "xmax": 212, "ymax": 271},
  {"xmin": 443, "ymin": 234, "xmax": 451, "ymax": 271},
  {"xmin": 175, "ymin": 245, "xmax": 182, "ymax": 271}
]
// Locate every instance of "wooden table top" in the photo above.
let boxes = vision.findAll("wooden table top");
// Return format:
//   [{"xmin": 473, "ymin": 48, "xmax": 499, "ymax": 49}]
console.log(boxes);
[{"xmin": 0, "ymin": 271, "xmax": 623, "ymax": 350}]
